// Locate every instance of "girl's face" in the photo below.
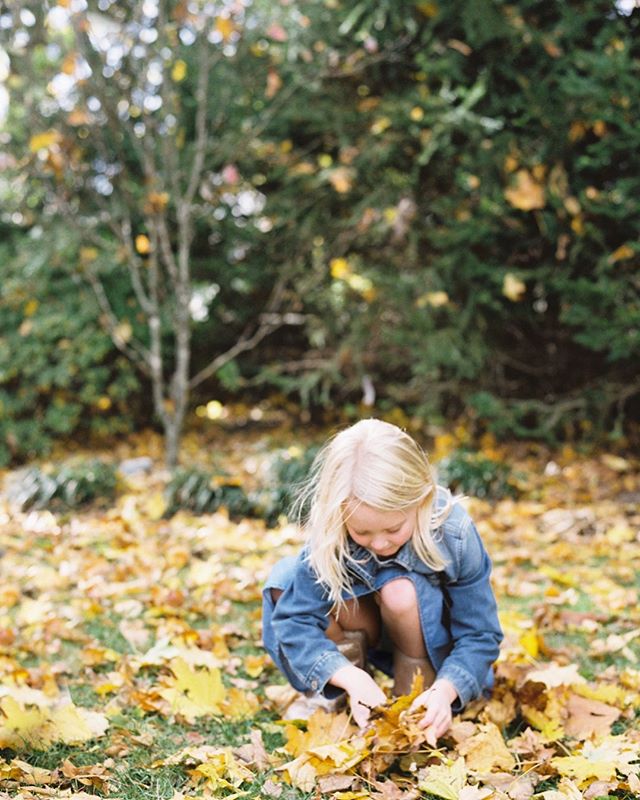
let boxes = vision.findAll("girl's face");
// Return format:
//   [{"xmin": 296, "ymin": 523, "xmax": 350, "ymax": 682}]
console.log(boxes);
[{"xmin": 344, "ymin": 500, "xmax": 417, "ymax": 558}]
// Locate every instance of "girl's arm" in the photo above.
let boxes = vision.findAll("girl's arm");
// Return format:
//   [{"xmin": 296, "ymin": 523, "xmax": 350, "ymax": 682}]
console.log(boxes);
[
  {"xmin": 433, "ymin": 517, "xmax": 503, "ymax": 708},
  {"xmin": 269, "ymin": 553, "xmax": 356, "ymax": 695}
]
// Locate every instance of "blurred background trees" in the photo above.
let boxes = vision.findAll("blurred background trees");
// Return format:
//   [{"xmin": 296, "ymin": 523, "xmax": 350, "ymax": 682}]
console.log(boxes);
[{"xmin": 1, "ymin": 0, "xmax": 639, "ymax": 467}]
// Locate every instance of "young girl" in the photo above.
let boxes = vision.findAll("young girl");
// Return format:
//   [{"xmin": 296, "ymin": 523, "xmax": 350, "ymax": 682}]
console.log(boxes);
[{"xmin": 262, "ymin": 419, "xmax": 502, "ymax": 743}]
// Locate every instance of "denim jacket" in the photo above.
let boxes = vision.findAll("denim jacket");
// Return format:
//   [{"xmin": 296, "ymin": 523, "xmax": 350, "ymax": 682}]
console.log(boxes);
[{"xmin": 262, "ymin": 490, "xmax": 503, "ymax": 709}]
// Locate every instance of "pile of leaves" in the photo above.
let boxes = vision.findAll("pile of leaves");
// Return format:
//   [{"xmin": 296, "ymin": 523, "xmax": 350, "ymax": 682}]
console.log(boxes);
[{"xmin": 0, "ymin": 433, "xmax": 638, "ymax": 799}]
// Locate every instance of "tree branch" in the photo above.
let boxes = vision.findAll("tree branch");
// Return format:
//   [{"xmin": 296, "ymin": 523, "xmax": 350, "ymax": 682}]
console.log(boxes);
[{"xmin": 85, "ymin": 268, "xmax": 152, "ymax": 376}]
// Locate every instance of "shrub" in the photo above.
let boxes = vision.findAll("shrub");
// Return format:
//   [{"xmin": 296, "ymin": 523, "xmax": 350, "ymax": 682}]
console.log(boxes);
[
  {"xmin": 163, "ymin": 468, "xmax": 256, "ymax": 520},
  {"xmin": 10, "ymin": 460, "xmax": 118, "ymax": 511},
  {"xmin": 257, "ymin": 445, "xmax": 320, "ymax": 527},
  {"xmin": 0, "ymin": 225, "xmax": 142, "ymax": 467},
  {"xmin": 163, "ymin": 445, "xmax": 320, "ymax": 525},
  {"xmin": 436, "ymin": 448, "xmax": 517, "ymax": 500}
]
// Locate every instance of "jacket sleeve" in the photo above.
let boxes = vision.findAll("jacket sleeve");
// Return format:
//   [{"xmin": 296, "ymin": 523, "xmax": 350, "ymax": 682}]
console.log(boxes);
[
  {"xmin": 435, "ymin": 517, "xmax": 503, "ymax": 708},
  {"xmin": 270, "ymin": 553, "xmax": 352, "ymax": 695}
]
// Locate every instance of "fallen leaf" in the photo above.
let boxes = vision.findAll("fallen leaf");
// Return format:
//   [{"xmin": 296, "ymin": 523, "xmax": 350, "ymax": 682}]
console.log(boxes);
[
  {"xmin": 158, "ymin": 658, "xmax": 225, "ymax": 722},
  {"xmin": 457, "ymin": 722, "xmax": 516, "ymax": 773},
  {"xmin": 564, "ymin": 692, "xmax": 620, "ymax": 739},
  {"xmin": 418, "ymin": 757, "xmax": 469, "ymax": 800}
]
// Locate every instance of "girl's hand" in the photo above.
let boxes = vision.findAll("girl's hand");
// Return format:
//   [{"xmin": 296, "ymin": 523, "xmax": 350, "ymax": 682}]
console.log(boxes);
[
  {"xmin": 409, "ymin": 678, "xmax": 458, "ymax": 747},
  {"xmin": 329, "ymin": 664, "xmax": 387, "ymax": 727}
]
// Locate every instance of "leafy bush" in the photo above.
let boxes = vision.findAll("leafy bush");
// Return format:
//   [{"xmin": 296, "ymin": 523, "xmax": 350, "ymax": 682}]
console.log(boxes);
[
  {"xmin": 0, "ymin": 225, "xmax": 143, "ymax": 467},
  {"xmin": 257, "ymin": 445, "xmax": 321, "ymax": 527},
  {"xmin": 163, "ymin": 469, "xmax": 256, "ymax": 520},
  {"xmin": 10, "ymin": 460, "xmax": 118, "ymax": 511},
  {"xmin": 436, "ymin": 448, "xmax": 517, "ymax": 500},
  {"xmin": 163, "ymin": 445, "xmax": 320, "ymax": 525}
]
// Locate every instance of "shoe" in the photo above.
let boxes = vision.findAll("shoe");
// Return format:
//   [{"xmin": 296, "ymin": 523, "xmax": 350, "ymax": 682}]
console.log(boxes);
[
  {"xmin": 283, "ymin": 691, "xmax": 346, "ymax": 720},
  {"xmin": 392, "ymin": 649, "xmax": 436, "ymax": 696},
  {"xmin": 282, "ymin": 630, "xmax": 368, "ymax": 721},
  {"xmin": 337, "ymin": 629, "xmax": 368, "ymax": 670}
]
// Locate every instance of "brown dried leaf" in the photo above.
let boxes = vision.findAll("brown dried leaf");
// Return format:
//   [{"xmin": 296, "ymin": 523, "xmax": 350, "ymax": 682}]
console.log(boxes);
[
  {"xmin": 564, "ymin": 692, "xmax": 620, "ymax": 739},
  {"xmin": 457, "ymin": 722, "xmax": 516, "ymax": 773}
]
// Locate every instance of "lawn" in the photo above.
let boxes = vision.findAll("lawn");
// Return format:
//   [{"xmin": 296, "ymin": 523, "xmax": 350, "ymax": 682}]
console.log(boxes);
[{"xmin": 0, "ymin": 429, "xmax": 639, "ymax": 799}]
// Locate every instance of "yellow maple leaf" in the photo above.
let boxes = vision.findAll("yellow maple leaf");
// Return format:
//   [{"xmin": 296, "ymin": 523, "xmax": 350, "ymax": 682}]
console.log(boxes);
[
  {"xmin": 158, "ymin": 658, "xmax": 225, "ymax": 722},
  {"xmin": 0, "ymin": 697, "xmax": 108, "ymax": 750},
  {"xmin": 49, "ymin": 704, "xmax": 109, "ymax": 744},
  {"xmin": 536, "ymin": 777, "xmax": 583, "ymax": 800},
  {"xmin": 243, "ymin": 654, "xmax": 267, "ymax": 678},
  {"xmin": 521, "ymin": 690, "xmax": 565, "ymax": 742},
  {"xmin": 551, "ymin": 738, "xmax": 639, "ymax": 785},
  {"xmin": 0, "ymin": 697, "xmax": 53, "ymax": 749},
  {"xmin": 283, "ymin": 709, "xmax": 356, "ymax": 758},
  {"xmin": 221, "ymin": 687, "xmax": 260, "ymax": 720},
  {"xmin": 418, "ymin": 756, "xmax": 468, "ymax": 800},
  {"xmin": 525, "ymin": 662, "xmax": 586, "ymax": 688},
  {"xmin": 280, "ymin": 739, "xmax": 369, "ymax": 791},
  {"xmin": 457, "ymin": 722, "xmax": 515, "ymax": 773},
  {"xmin": 193, "ymin": 750, "xmax": 254, "ymax": 789}
]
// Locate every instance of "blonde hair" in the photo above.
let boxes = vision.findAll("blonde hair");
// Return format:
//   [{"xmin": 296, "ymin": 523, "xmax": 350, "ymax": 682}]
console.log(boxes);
[{"xmin": 293, "ymin": 418, "xmax": 450, "ymax": 607}]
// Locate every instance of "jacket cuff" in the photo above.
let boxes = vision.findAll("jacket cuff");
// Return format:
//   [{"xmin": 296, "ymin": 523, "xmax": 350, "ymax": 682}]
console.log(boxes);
[
  {"xmin": 436, "ymin": 662, "xmax": 480, "ymax": 710},
  {"xmin": 307, "ymin": 649, "xmax": 352, "ymax": 695}
]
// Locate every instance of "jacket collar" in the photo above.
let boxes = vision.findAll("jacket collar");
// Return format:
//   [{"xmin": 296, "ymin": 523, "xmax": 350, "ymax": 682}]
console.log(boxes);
[{"xmin": 347, "ymin": 538, "xmax": 435, "ymax": 576}]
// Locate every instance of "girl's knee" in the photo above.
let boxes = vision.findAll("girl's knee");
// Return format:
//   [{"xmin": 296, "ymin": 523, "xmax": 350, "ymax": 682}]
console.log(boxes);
[
  {"xmin": 379, "ymin": 578, "xmax": 418, "ymax": 616},
  {"xmin": 270, "ymin": 588, "xmax": 283, "ymax": 603}
]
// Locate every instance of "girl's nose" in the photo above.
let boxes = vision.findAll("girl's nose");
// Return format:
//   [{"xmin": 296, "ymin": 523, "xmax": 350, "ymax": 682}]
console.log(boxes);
[{"xmin": 370, "ymin": 536, "xmax": 388, "ymax": 553}]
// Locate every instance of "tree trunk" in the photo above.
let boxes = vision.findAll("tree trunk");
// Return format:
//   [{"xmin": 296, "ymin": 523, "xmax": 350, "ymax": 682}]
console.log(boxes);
[{"xmin": 164, "ymin": 412, "xmax": 183, "ymax": 472}]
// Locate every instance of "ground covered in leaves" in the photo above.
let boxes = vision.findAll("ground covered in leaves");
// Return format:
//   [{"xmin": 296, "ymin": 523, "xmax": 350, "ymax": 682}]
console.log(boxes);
[{"xmin": 0, "ymin": 429, "xmax": 639, "ymax": 800}]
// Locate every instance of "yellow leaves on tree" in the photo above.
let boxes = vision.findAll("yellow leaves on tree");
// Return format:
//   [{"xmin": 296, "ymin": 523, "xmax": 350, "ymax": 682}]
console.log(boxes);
[
  {"xmin": 329, "ymin": 257, "xmax": 376, "ymax": 301},
  {"xmin": 504, "ymin": 168, "xmax": 546, "ymax": 210},
  {"xmin": 215, "ymin": 16, "xmax": 235, "ymax": 41},
  {"xmin": 502, "ymin": 273, "xmax": 526, "ymax": 302},
  {"xmin": 135, "ymin": 234, "xmax": 151, "ymax": 255},
  {"xmin": 171, "ymin": 59, "xmax": 187, "ymax": 82},
  {"xmin": 193, "ymin": 750, "xmax": 254, "ymax": 795},
  {"xmin": 28, "ymin": 130, "xmax": 61, "ymax": 153}
]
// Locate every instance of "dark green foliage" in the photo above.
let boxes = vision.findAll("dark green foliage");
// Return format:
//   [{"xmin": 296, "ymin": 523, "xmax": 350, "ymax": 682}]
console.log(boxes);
[
  {"xmin": 163, "ymin": 445, "xmax": 320, "ymax": 525},
  {"xmin": 243, "ymin": 0, "xmax": 640, "ymax": 441},
  {"xmin": 257, "ymin": 445, "xmax": 321, "ymax": 527},
  {"xmin": 1, "ymin": 0, "xmax": 639, "ymax": 458},
  {"xmin": 10, "ymin": 460, "xmax": 118, "ymax": 511},
  {"xmin": 0, "ymin": 226, "xmax": 142, "ymax": 467},
  {"xmin": 437, "ymin": 449, "xmax": 517, "ymax": 500},
  {"xmin": 164, "ymin": 468, "xmax": 256, "ymax": 519}
]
